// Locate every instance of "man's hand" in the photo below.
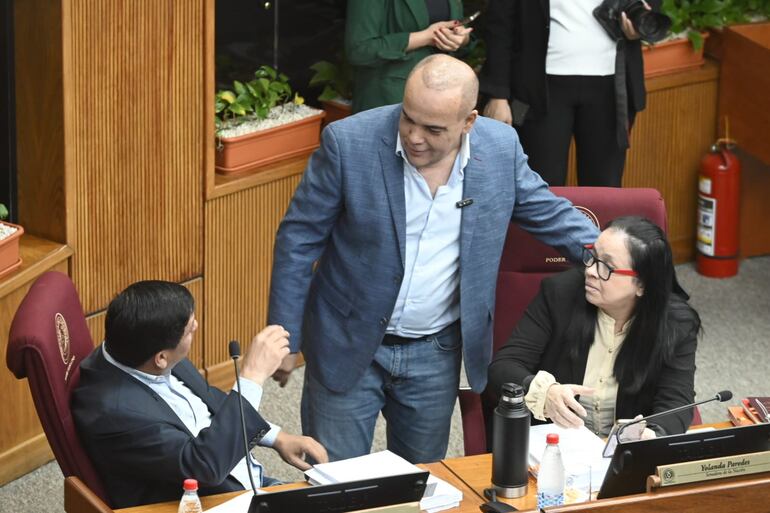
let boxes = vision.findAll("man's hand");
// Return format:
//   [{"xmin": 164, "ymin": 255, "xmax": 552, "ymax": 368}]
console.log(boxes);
[
  {"xmin": 273, "ymin": 432, "xmax": 328, "ymax": 470},
  {"xmin": 240, "ymin": 325, "xmax": 291, "ymax": 385},
  {"xmin": 272, "ymin": 353, "xmax": 298, "ymax": 387},
  {"xmin": 544, "ymin": 384, "xmax": 594, "ymax": 429},
  {"xmin": 483, "ymin": 98, "xmax": 513, "ymax": 125}
]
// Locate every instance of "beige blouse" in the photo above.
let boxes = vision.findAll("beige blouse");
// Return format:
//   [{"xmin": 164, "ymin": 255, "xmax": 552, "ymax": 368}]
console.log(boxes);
[{"xmin": 524, "ymin": 309, "xmax": 630, "ymax": 437}]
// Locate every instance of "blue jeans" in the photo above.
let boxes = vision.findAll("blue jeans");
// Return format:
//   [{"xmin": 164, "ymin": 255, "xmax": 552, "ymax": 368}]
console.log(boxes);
[{"xmin": 301, "ymin": 323, "xmax": 462, "ymax": 464}]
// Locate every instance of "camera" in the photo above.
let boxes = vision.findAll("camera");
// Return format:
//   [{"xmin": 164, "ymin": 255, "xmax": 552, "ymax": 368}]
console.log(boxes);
[{"xmin": 593, "ymin": 0, "xmax": 671, "ymax": 43}]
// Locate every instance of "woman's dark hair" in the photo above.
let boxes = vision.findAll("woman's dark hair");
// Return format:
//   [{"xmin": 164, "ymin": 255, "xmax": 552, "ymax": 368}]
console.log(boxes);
[
  {"xmin": 104, "ymin": 281, "xmax": 195, "ymax": 368},
  {"xmin": 569, "ymin": 216, "xmax": 700, "ymax": 393}
]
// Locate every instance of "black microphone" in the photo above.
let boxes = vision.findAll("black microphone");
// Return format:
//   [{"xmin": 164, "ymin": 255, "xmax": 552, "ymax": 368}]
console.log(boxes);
[
  {"xmin": 616, "ymin": 390, "xmax": 733, "ymax": 441},
  {"xmin": 455, "ymin": 198, "xmax": 474, "ymax": 208},
  {"xmin": 229, "ymin": 340, "xmax": 259, "ymax": 497}
]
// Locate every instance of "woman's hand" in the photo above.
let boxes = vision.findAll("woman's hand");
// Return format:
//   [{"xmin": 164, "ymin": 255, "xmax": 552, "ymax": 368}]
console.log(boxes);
[
  {"xmin": 432, "ymin": 24, "xmax": 473, "ymax": 52},
  {"xmin": 544, "ymin": 384, "xmax": 595, "ymax": 429},
  {"xmin": 483, "ymin": 99, "xmax": 513, "ymax": 125},
  {"xmin": 621, "ymin": 1, "xmax": 651, "ymax": 40},
  {"xmin": 408, "ymin": 21, "xmax": 457, "ymax": 51}
]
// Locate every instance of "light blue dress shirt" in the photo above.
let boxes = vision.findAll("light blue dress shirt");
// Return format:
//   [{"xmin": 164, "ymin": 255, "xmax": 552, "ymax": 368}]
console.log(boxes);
[
  {"xmin": 101, "ymin": 344, "xmax": 279, "ymax": 488},
  {"xmin": 387, "ymin": 132, "xmax": 471, "ymax": 337}
]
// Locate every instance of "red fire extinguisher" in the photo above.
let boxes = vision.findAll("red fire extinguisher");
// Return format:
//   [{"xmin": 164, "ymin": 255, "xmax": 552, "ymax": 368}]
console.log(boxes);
[{"xmin": 696, "ymin": 138, "xmax": 741, "ymax": 278}]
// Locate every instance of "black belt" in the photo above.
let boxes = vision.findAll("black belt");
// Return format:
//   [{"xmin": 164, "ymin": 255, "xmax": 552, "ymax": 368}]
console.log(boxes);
[{"xmin": 381, "ymin": 320, "xmax": 460, "ymax": 346}]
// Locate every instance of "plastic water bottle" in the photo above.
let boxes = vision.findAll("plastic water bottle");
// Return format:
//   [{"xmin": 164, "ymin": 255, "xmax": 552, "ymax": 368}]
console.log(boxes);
[
  {"xmin": 178, "ymin": 478, "xmax": 203, "ymax": 513},
  {"xmin": 537, "ymin": 433, "xmax": 565, "ymax": 508},
  {"xmin": 491, "ymin": 383, "xmax": 531, "ymax": 498}
]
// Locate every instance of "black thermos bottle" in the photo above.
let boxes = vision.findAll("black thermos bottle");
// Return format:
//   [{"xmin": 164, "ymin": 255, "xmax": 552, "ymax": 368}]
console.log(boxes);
[{"xmin": 491, "ymin": 383, "xmax": 531, "ymax": 498}]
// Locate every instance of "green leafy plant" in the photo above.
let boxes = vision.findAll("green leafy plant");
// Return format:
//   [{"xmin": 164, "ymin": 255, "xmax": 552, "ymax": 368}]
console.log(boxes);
[
  {"xmin": 662, "ymin": 0, "xmax": 729, "ymax": 50},
  {"xmin": 0, "ymin": 203, "xmax": 8, "ymax": 221},
  {"xmin": 730, "ymin": 0, "xmax": 770, "ymax": 19},
  {"xmin": 309, "ymin": 58, "xmax": 352, "ymax": 102},
  {"xmin": 214, "ymin": 65, "xmax": 303, "ymax": 134}
]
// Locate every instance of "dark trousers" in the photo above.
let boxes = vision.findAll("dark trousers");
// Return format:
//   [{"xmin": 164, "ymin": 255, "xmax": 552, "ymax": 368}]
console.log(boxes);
[{"xmin": 518, "ymin": 74, "xmax": 627, "ymax": 187}]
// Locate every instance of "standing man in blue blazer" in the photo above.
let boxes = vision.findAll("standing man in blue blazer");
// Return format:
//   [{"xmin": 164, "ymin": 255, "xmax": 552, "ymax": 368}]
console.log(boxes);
[{"xmin": 268, "ymin": 55, "xmax": 599, "ymax": 463}]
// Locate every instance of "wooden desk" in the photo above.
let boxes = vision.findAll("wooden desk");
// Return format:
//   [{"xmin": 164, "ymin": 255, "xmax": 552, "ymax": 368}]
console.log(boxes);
[
  {"xmin": 442, "ymin": 453, "xmax": 538, "ymax": 511},
  {"xmin": 112, "ymin": 462, "xmax": 484, "ymax": 513},
  {"xmin": 443, "ymin": 423, "xmax": 770, "ymax": 513}
]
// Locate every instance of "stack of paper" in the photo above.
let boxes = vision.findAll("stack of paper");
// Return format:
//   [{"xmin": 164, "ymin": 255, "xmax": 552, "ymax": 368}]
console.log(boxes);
[
  {"xmin": 528, "ymin": 424, "xmax": 611, "ymax": 488},
  {"xmin": 305, "ymin": 450, "xmax": 462, "ymax": 513}
]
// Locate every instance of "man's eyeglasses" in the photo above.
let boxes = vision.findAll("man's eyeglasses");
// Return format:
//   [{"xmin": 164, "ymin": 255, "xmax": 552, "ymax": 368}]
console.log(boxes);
[{"xmin": 582, "ymin": 244, "xmax": 638, "ymax": 281}]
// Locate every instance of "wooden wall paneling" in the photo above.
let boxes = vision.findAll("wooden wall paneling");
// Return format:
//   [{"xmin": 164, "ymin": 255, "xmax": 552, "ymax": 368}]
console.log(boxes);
[
  {"xmin": 203, "ymin": 167, "xmax": 304, "ymax": 389},
  {"xmin": 624, "ymin": 64, "xmax": 719, "ymax": 263},
  {"xmin": 0, "ymin": 258, "xmax": 69, "ymax": 485},
  {"xmin": 84, "ymin": 277, "xmax": 205, "ymax": 369},
  {"xmin": 14, "ymin": 0, "xmax": 67, "ymax": 242},
  {"xmin": 718, "ymin": 24, "xmax": 770, "ymax": 166},
  {"xmin": 564, "ymin": 64, "xmax": 718, "ymax": 262},
  {"xmin": 543, "ymin": 67, "xmax": 717, "ymax": 265},
  {"xmin": 64, "ymin": 0, "xmax": 204, "ymax": 314}
]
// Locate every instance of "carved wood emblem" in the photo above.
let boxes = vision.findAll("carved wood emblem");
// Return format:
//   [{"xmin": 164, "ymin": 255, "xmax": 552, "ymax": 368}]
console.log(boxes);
[
  {"xmin": 575, "ymin": 206, "xmax": 600, "ymax": 228},
  {"xmin": 55, "ymin": 313, "xmax": 76, "ymax": 382}
]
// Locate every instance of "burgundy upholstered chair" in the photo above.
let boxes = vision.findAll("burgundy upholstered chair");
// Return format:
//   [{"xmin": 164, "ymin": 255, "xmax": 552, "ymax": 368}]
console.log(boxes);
[
  {"xmin": 6, "ymin": 271, "xmax": 108, "ymax": 501},
  {"xmin": 458, "ymin": 187, "xmax": 702, "ymax": 456}
]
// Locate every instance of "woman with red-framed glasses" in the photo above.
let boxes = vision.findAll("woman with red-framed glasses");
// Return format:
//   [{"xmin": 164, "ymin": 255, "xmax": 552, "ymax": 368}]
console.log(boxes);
[{"xmin": 489, "ymin": 216, "xmax": 701, "ymax": 440}]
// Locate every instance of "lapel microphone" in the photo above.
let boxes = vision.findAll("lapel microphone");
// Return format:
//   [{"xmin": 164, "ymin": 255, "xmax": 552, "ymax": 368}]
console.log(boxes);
[
  {"xmin": 456, "ymin": 198, "xmax": 474, "ymax": 208},
  {"xmin": 229, "ymin": 340, "xmax": 259, "ymax": 497}
]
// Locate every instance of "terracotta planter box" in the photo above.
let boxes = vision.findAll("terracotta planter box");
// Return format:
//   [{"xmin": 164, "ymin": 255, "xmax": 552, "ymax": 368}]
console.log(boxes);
[
  {"xmin": 321, "ymin": 99, "xmax": 352, "ymax": 126},
  {"xmin": 0, "ymin": 221, "xmax": 24, "ymax": 279},
  {"xmin": 643, "ymin": 33, "xmax": 708, "ymax": 78},
  {"xmin": 215, "ymin": 111, "xmax": 325, "ymax": 175}
]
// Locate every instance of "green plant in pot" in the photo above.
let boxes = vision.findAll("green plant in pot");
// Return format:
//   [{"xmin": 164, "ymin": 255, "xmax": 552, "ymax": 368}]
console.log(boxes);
[
  {"xmin": 215, "ymin": 65, "xmax": 306, "ymax": 142},
  {"xmin": 661, "ymin": 0, "xmax": 729, "ymax": 50},
  {"xmin": 309, "ymin": 57, "xmax": 353, "ymax": 103},
  {"xmin": 0, "ymin": 202, "xmax": 25, "ymax": 278},
  {"xmin": 213, "ymin": 65, "xmax": 325, "ymax": 175}
]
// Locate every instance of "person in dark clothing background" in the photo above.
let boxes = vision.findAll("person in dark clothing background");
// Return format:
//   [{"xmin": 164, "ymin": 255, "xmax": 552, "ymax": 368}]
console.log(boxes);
[{"xmin": 480, "ymin": 0, "xmax": 660, "ymax": 187}]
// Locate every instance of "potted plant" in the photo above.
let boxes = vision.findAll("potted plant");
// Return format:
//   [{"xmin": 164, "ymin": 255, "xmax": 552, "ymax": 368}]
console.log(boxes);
[
  {"xmin": 215, "ymin": 65, "xmax": 325, "ymax": 175},
  {"xmin": 309, "ymin": 57, "xmax": 353, "ymax": 125},
  {"xmin": 0, "ymin": 203, "xmax": 24, "ymax": 279},
  {"xmin": 642, "ymin": 0, "xmax": 727, "ymax": 77}
]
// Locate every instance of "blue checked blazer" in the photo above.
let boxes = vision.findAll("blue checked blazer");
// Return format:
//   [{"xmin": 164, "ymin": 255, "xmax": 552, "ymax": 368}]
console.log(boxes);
[{"xmin": 268, "ymin": 104, "xmax": 599, "ymax": 393}]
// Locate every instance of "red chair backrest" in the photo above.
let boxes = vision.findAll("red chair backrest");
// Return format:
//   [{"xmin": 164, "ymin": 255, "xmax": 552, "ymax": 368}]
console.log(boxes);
[
  {"xmin": 6, "ymin": 271, "xmax": 108, "ymax": 502},
  {"xmin": 460, "ymin": 187, "xmax": 668, "ymax": 456},
  {"xmin": 493, "ymin": 187, "xmax": 667, "ymax": 353}
]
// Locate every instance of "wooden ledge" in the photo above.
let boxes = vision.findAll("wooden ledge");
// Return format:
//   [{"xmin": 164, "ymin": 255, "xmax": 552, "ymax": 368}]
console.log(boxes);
[
  {"xmin": 646, "ymin": 58, "xmax": 719, "ymax": 93},
  {"xmin": 208, "ymin": 152, "xmax": 311, "ymax": 200},
  {"xmin": 0, "ymin": 234, "xmax": 72, "ymax": 299}
]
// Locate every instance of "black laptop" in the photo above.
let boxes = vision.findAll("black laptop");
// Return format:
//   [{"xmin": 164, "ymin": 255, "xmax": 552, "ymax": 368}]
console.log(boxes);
[{"xmin": 247, "ymin": 471, "xmax": 430, "ymax": 513}]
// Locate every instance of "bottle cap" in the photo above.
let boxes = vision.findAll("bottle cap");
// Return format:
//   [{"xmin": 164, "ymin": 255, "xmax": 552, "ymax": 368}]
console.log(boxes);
[
  {"xmin": 183, "ymin": 479, "xmax": 199, "ymax": 491},
  {"xmin": 546, "ymin": 433, "xmax": 559, "ymax": 444}
]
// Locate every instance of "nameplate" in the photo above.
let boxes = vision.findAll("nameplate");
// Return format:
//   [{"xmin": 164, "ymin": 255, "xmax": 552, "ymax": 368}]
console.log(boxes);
[{"xmin": 657, "ymin": 450, "xmax": 770, "ymax": 487}]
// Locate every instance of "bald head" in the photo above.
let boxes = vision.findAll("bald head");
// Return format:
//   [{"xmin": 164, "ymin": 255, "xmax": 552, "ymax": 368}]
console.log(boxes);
[{"xmin": 405, "ymin": 54, "xmax": 479, "ymax": 119}]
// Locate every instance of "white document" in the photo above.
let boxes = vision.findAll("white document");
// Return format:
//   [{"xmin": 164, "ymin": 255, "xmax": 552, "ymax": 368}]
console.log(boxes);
[
  {"xmin": 306, "ymin": 450, "xmax": 462, "ymax": 513},
  {"xmin": 203, "ymin": 490, "xmax": 259, "ymax": 513},
  {"xmin": 310, "ymin": 450, "xmax": 425, "ymax": 483},
  {"xmin": 528, "ymin": 423, "xmax": 611, "ymax": 487}
]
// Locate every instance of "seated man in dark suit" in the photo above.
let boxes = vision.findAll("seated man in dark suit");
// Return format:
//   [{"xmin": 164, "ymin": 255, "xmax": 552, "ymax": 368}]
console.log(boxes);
[{"xmin": 72, "ymin": 280, "xmax": 327, "ymax": 508}]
